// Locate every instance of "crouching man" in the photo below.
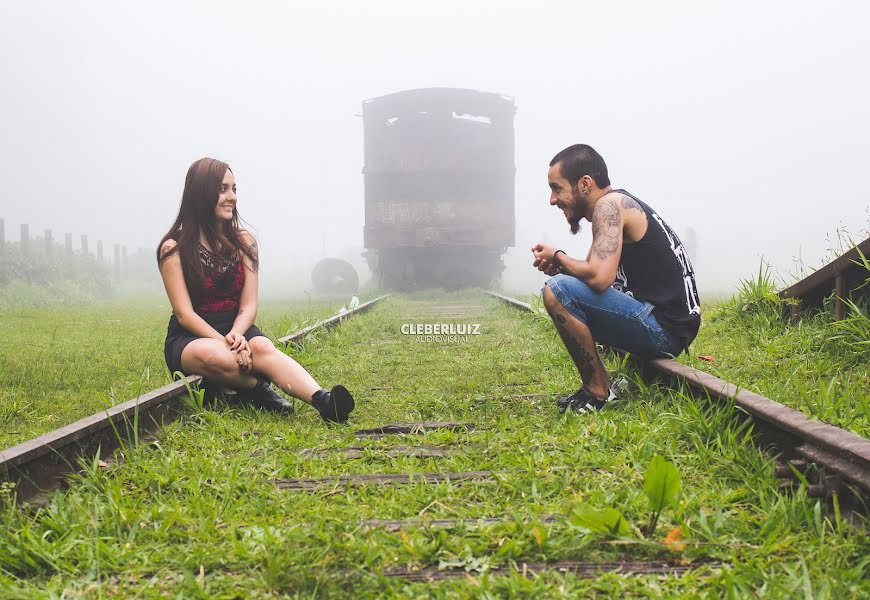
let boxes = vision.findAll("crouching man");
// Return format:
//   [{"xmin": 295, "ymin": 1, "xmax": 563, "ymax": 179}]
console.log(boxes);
[{"xmin": 532, "ymin": 144, "xmax": 701, "ymax": 413}]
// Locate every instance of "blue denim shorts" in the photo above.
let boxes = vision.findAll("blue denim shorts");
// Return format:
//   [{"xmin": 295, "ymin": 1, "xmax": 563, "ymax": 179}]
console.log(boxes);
[{"xmin": 544, "ymin": 274, "xmax": 683, "ymax": 358}]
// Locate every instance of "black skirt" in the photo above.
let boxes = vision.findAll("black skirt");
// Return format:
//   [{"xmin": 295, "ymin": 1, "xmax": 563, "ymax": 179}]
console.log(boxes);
[{"xmin": 163, "ymin": 310, "xmax": 267, "ymax": 376}]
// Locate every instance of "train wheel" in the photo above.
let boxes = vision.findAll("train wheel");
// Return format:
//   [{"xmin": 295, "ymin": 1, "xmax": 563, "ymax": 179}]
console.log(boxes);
[{"xmin": 311, "ymin": 258, "xmax": 360, "ymax": 294}]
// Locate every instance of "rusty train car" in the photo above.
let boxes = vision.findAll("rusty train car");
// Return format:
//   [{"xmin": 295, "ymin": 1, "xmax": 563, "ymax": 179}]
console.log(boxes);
[{"xmin": 362, "ymin": 88, "xmax": 516, "ymax": 289}]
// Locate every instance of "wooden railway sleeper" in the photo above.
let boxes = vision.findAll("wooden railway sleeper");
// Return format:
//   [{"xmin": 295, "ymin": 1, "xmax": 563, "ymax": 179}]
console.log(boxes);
[
  {"xmin": 775, "ymin": 459, "xmax": 817, "ymax": 481},
  {"xmin": 778, "ymin": 474, "xmax": 842, "ymax": 499},
  {"xmin": 793, "ymin": 442, "xmax": 870, "ymax": 494}
]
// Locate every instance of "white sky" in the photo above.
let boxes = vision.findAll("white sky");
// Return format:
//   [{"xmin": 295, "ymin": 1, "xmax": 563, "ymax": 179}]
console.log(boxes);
[{"xmin": 2, "ymin": 0, "xmax": 868, "ymax": 296}]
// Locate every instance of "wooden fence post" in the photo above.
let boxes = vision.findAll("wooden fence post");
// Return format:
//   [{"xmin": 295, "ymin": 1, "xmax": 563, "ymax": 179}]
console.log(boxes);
[
  {"xmin": 20, "ymin": 224, "xmax": 30, "ymax": 256},
  {"xmin": 114, "ymin": 244, "xmax": 121, "ymax": 282},
  {"xmin": 0, "ymin": 218, "xmax": 4, "ymax": 277},
  {"xmin": 0, "ymin": 218, "xmax": 4, "ymax": 282}
]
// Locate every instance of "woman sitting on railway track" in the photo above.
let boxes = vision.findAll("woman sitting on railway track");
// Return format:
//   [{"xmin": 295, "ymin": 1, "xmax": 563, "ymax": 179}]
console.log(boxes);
[{"xmin": 156, "ymin": 157, "xmax": 354, "ymax": 423}]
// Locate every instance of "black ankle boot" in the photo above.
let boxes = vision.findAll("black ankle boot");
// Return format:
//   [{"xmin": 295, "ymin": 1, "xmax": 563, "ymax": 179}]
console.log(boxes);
[
  {"xmin": 311, "ymin": 385, "xmax": 355, "ymax": 423},
  {"xmin": 245, "ymin": 377, "xmax": 295, "ymax": 414}
]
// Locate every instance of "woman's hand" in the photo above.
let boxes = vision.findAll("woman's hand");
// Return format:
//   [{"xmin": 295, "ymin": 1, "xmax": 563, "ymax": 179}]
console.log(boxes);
[
  {"xmin": 233, "ymin": 347, "xmax": 253, "ymax": 374},
  {"xmin": 225, "ymin": 331, "xmax": 249, "ymax": 353}
]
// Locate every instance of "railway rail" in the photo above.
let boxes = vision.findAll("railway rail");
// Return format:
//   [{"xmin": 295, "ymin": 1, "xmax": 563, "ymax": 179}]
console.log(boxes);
[
  {"xmin": 0, "ymin": 295, "xmax": 392, "ymax": 503},
  {"xmin": 485, "ymin": 290, "xmax": 870, "ymax": 507},
  {"xmin": 0, "ymin": 376, "xmax": 201, "ymax": 503},
  {"xmin": 277, "ymin": 294, "xmax": 392, "ymax": 345},
  {"xmin": 5, "ymin": 291, "xmax": 869, "ymax": 505},
  {"xmin": 2, "ymin": 289, "xmax": 867, "ymax": 593}
]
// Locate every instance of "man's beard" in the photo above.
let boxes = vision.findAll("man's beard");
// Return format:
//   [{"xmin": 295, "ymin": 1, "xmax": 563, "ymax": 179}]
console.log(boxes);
[
  {"xmin": 569, "ymin": 215, "xmax": 581, "ymax": 235},
  {"xmin": 568, "ymin": 185, "xmax": 587, "ymax": 235}
]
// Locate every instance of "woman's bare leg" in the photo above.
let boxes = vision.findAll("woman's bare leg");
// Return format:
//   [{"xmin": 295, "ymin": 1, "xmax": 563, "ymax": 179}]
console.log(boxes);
[
  {"xmin": 180, "ymin": 339, "xmax": 258, "ymax": 389},
  {"xmin": 248, "ymin": 337, "xmax": 320, "ymax": 404}
]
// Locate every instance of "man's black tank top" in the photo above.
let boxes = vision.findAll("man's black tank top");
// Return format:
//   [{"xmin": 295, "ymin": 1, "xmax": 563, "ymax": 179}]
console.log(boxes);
[{"xmin": 611, "ymin": 189, "xmax": 701, "ymax": 350}]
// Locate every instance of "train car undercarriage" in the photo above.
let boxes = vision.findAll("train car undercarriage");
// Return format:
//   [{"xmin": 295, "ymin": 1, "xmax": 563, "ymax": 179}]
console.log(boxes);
[{"xmin": 368, "ymin": 246, "xmax": 505, "ymax": 290}]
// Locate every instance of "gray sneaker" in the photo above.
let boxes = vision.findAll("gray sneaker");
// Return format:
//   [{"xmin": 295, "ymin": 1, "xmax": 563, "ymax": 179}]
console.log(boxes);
[
  {"xmin": 606, "ymin": 377, "xmax": 630, "ymax": 403},
  {"xmin": 559, "ymin": 388, "xmax": 606, "ymax": 413},
  {"xmin": 557, "ymin": 378, "xmax": 630, "ymax": 414}
]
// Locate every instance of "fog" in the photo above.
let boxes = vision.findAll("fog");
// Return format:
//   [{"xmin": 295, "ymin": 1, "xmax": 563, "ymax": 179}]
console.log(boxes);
[{"xmin": 2, "ymin": 1, "xmax": 868, "ymax": 299}]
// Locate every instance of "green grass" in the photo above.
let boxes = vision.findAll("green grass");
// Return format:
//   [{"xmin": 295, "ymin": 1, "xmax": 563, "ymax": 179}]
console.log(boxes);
[
  {"xmin": 1, "ymin": 291, "xmax": 867, "ymax": 597},
  {"xmin": 685, "ymin": 264, "xmax": 870, "ymax": 437},
  {"xmin": 0, "ymin": 297, "xmax": 348, "ymax": 449}
]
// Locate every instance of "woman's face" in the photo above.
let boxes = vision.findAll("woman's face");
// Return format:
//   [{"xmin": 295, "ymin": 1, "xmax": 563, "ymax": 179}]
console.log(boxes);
[{"xmin": 214, "ymin": 169, "xmax": 237, "ymax": 221}]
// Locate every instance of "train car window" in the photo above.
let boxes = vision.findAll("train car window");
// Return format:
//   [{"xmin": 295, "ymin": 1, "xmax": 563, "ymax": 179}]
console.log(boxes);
[{"xmin": 452, "ymin": 112, "xmax": 492, "ymax": 125}]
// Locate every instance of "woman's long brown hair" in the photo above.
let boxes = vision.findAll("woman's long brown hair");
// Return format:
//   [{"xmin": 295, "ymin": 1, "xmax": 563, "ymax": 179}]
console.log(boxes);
[{"xmin": 156, "ymin": 158, "xmax": 258, "ymax": 290}]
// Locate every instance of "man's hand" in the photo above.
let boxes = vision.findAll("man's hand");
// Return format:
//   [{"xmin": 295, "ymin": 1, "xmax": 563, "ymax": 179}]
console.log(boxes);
[{"xmin": 531, "ymin": 243, "xmax": 561, "ymax": 276}]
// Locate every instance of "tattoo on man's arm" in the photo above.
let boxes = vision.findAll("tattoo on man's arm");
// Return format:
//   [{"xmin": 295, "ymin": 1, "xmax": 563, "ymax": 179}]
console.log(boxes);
[
  {"xmin": 620, "ymin": 195, "xmax": 643, "ymax": 212},
  {"xmin": 590, "ymin": 199, "xmax": 621, "ymax": 261}
]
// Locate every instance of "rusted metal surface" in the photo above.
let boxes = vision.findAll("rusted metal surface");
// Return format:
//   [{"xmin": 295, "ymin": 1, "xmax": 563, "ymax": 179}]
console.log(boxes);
[
  {"xmin": 0, "ymin": 376, "xmax": 201, "ymax": 502},
  {"xmin": 793, "ymin": 443, "xmax": 869, "ymax": 494},
  {"xmin": 362, "ymin": 88, "xmax": 516, "ymax": 289},
  {"xmin": 354, "ymin": 421, "xmax": 475, "ymax": 437},
  {"xmin": 649, "ymin": 358, "xmax": 870, "ymax": 494},
  {"xmin": 835, "ymin": 272, "xmax": 847, "ymax": 321},
  {"xmin": 779, "ymin": 236, "xmax": 870, "ymax": 319},
  {"xmin": 278, "ymin": 294, "xmax": 391, "ymax": 345},
  {"xmin": 486, "ymin": 290, "xmax": 870, "ymax": 499},
  {"xmin": 381, "ymin": 559, "xmax": 716, "ymax": 581},
  {"xmin": 360, "ymin": 515, "xmax": 557, "ymax": 531},
  {"xmin": 273, "ymin": 470, "xmax": 494, "ymax": 491},
  {"xmin": 299, "ymin": 444, "xmax": 457, "ymax": 459}
]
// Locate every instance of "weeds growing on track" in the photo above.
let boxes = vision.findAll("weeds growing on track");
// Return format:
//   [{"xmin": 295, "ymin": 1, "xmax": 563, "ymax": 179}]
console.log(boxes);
[
  {"xmin": 0, "ymin": 291, "xmax": 867, "ymax": 598},
  {"xmin": 688, "ymin": 259, "xmax": 870, "ymax": 437}
]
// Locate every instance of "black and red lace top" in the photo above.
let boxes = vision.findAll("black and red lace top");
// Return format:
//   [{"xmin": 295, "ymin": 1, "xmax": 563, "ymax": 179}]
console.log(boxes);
[{"xmin": 187, "ymin": 243, "xmax": 246, "ymax": 314}]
